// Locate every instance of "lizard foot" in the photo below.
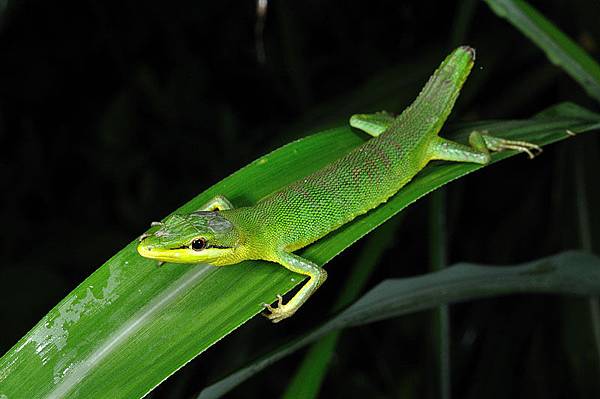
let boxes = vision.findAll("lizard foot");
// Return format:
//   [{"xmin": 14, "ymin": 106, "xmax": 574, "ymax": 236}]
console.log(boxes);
[
  {"xmin": 482, "ymin": 133, "xmax": 543, "ymax": 159},
  {"xmin": 262, "ymin": 294, "xmax": 296, "ymax": 323}
]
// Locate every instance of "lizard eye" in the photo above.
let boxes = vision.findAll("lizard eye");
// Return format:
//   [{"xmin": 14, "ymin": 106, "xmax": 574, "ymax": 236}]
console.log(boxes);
[{"xmin": 190, "ymin": 238, "xmax": 207, "ymax": 251}]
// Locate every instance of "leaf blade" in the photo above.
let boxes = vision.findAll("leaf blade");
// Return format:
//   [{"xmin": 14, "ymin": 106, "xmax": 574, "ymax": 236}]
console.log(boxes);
[
  {"xmin": 0, "ymin": 103, "xmax": 599, "ymax": 398},
  {"xmin": 484, "ymin": 0, "xmax": 600, "ymax": 103}
]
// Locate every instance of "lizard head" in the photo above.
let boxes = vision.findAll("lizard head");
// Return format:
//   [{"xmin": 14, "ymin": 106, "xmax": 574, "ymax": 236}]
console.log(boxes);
[{"xmin": 137, "ymin": 211, "xmax": 242, "ymax": 266}]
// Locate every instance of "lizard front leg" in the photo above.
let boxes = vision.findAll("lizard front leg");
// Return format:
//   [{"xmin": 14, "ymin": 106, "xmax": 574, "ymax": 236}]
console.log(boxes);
[{"xmin": 263, "ymin": 251, "xmax": 327, "ymax": 323}]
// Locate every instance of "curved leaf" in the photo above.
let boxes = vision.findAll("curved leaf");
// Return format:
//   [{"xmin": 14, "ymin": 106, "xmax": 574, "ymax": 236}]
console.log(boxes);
[{"xmin": 0, "ymin": 102, "xmax": 599, "ymax": 398}]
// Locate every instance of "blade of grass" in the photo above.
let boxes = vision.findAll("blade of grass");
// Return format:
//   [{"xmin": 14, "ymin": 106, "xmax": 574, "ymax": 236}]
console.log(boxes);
[
  {"xmin": 0, "ymin": 102, "xmax": 599, "ymax": 398},
  {"xmin": 198, "ymin": 250, "xmax": 600, "ymax": 399},
  {"xmin": 427, "ymin": 5, "xmax": 479, "ymax": 397},
  {"xmin": 429, "ymin": 190, "xmax": 450, "ymax": 399},
  {"xmin": 281, "ymin": 216, "xmax": 403, "ymax": 399},
  {"xmin": 484, "ymin": 0, "xmax": 600, "ymax": 103}
]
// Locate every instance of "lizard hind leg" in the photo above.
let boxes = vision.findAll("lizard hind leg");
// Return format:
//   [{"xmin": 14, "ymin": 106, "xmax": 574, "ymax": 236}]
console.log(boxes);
[{"xmin": 429, "ymin": 131, "xmax": 542, "ymax": 165}]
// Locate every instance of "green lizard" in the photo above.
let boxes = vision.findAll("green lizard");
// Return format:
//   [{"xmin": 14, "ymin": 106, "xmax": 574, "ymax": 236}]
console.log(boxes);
[{"xmin": 137, "ymin": 46, "xmax": 540, "ymax": 323}]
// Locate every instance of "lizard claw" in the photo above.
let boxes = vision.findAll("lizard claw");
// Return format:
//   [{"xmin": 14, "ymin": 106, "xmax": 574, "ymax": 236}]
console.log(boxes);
[
  {"xmin": 262, "ymin": 295, "xmax": 295, "ymax": 323},
  {"xmin": 483, "ymin": 134, "xmax": 543, "ymax": 159}
]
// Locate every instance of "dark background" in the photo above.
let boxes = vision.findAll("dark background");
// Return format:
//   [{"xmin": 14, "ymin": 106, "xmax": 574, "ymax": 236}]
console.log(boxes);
[{"xmin": 1, "ymin": 0, "xmax": 600, "ymax": 398}]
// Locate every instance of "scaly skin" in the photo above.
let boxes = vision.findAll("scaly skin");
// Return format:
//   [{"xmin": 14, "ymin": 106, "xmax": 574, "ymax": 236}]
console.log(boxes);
[{"xmin": 137, "ymin": 46, "xmax": 541, "ymax": 322}]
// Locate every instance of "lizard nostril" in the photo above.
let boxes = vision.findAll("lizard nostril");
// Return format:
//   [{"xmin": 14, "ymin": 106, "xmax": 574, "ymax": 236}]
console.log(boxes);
[{"xmin": 137, "ymin": 242, "xmax": 154, "ymax": 256}]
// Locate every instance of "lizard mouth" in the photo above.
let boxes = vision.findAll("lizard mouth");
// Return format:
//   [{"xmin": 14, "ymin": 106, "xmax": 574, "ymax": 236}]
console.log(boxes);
[
  {"xmin": 136, "ymin": 241, "xmax": 235, "ymax": 264},
  {"xmin": 169, "ymin": 244, "xmax": 233, "ymax": 250}
]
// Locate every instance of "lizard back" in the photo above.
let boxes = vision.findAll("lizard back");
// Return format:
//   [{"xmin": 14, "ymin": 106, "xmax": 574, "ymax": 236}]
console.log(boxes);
[{"xmin": 243, "ymin": 47, "xmax": 475, "ymax": 252}]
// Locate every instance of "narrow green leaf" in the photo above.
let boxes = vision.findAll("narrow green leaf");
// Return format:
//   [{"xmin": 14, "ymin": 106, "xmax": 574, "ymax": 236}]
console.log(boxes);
[
  {"xmin": 199, "ymin": 251, "xmax": 600, "ymax": 399},
  {"xmin": 1, "ymin": 103, "xmax": 599, "ymax": 398},
  {"xmin": 484, "ymin": 0, "xmax": 600, "ymax": 103},
  {"xmin": 429, "ymin": 190, "xmax": 451, "ymax": 399}
]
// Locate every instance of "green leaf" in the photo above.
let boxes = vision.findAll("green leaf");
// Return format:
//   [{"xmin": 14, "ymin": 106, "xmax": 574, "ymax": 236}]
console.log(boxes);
[
  {"xmin": 484, "ymin": 0, "xmax": 600, "ymax": 103},
  {"xmin": 199, "ymin": 250, "xmax": 600, "ymax": 399},
  {"xmin": 0, "ymin": 102, "xmax": 599, "ymax": 398},
  {"xmin": 428, "ymin": 190, "xmax": 451, "ymax": 399}
]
